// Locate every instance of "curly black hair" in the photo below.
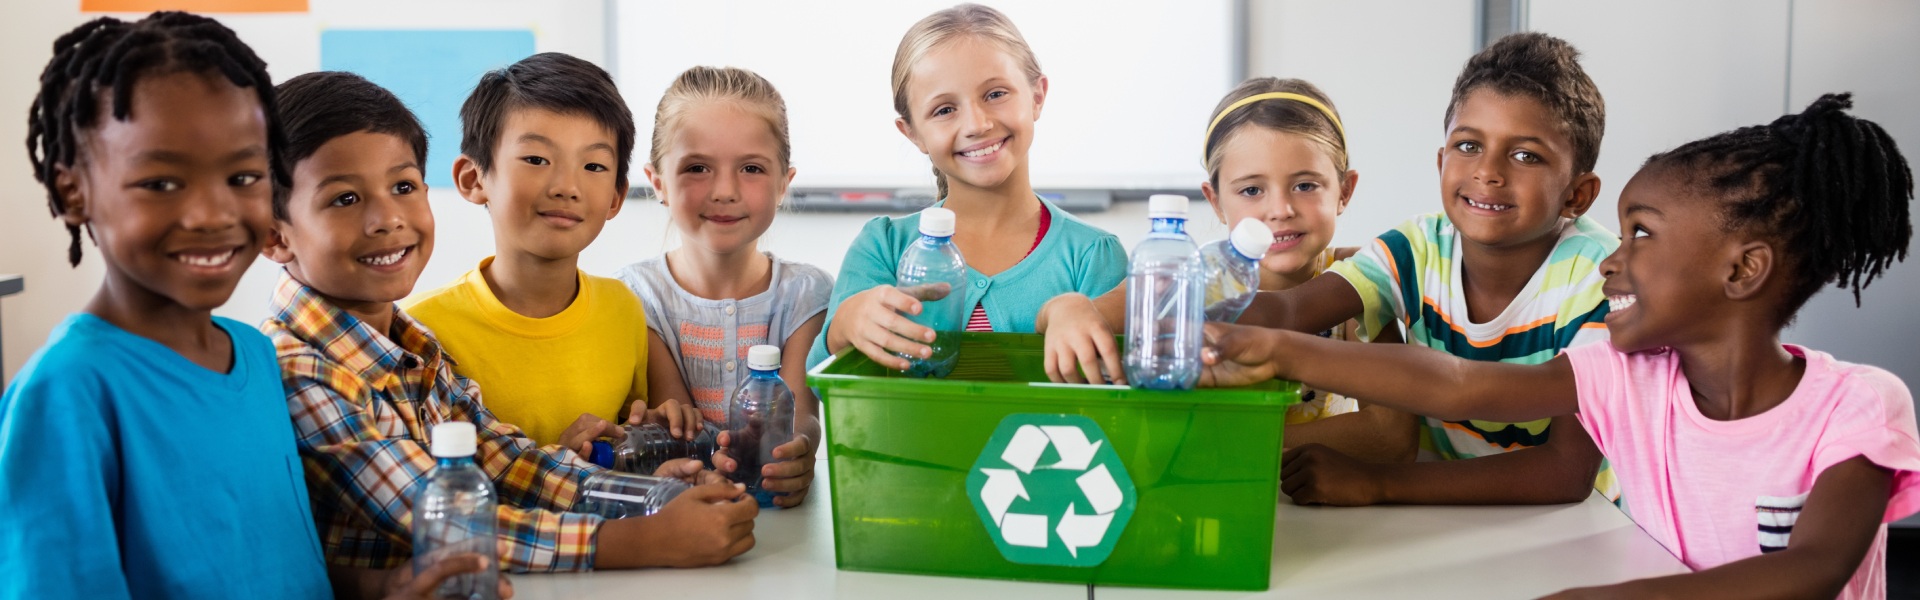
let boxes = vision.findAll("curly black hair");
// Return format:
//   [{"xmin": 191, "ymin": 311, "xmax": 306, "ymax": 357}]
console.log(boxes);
[
  {"xmin": 1445, "ymin": 32, "xmax": 1605, "ymax": 175},
  {"xmin": 1646, "ymin": 93, "xmax": 1913, "ymax": 325},
  {"xmin": 25, "ymin": 11, "xmax": 282, "ymax": 266}
]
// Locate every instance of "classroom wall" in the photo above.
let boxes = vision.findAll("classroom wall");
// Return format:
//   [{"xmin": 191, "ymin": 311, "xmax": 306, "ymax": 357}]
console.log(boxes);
[{"xmin": 4, "ymin": 1, "xmax": 1919, "ymax": 401}]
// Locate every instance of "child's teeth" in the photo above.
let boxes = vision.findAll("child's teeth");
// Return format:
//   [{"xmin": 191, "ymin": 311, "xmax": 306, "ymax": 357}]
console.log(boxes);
[
  {"xmin": 1467, "ymin": 198, "xmax": 1511, "ymax": 211},
  {"xmin": 360, "ymin": 249, "xmax": 405, "ymax": 266},
  {"xmin": 1608, "ymin": 295, "xmax": 1636, "ymax": 312},
  {"xmin": 962, "ymin": 141, "xmax": 1003, "ymax": 158},
  {"xmin": 178, "ymin": 251, "xmax": 233, "ymax": 267}
]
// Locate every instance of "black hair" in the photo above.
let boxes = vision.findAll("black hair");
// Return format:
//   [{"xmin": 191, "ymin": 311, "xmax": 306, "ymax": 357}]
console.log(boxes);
[
  {"xmin": 25, "ymin": 11, "xmax": 283, "ymax": 267},
  {"xmin": 272, "ymin": 71, "xmax": 428, "ymax": 220},
  {"xmin": 458, "ymin": 52, "xmax": 635, "ymax": 189},
  {"xmin": 1444, "ymin": 32, "xmax": 1605, "ymax": 175},
  {"xmin": 1646, "ymin": 93, "xmax": 1913, "ymax": 324}
]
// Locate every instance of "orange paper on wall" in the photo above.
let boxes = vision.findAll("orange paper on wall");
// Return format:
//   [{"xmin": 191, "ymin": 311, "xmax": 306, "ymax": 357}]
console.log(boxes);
[{"xmin": 81, "ymin": 0, "xmax": 308, "ymax": 13}]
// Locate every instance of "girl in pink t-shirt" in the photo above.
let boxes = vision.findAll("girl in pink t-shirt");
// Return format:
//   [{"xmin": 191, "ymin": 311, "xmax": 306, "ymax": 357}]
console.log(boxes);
[{"xmin": 1198, "ymin": 94, "xmax": 1919, "ymax": 598}]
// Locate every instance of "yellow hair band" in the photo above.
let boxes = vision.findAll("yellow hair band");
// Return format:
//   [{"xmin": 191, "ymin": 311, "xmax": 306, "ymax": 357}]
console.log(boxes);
[{"xmin": 1202, "ymin": 92, "xmax": 1347, "ymax": 168}]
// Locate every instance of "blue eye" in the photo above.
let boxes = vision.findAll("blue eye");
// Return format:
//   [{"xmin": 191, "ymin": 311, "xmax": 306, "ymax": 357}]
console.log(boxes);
[
  {"xmin": 1238, "ymin": 186, "xmax": 1262, "ymax": 197},
  {"xmin": 986, "ymin": 90, "xmax": 1009, "ymax": 101},
  {"xmin": 932, "ymin": 106, "xmax": 955, "ymax": 118},
  {"xmin": 1292, "ymin": 182, "xmax": 1320, "ymax": 193}
]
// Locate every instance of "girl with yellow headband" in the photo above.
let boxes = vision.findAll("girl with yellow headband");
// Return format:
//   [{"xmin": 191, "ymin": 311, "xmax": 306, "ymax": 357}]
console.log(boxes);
[{"xmin": 1039, "ymin": 78, "xmax": 1417, "ymax": 463}]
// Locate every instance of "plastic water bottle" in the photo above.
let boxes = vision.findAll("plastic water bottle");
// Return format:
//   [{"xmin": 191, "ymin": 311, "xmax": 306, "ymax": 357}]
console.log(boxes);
[
  {"xmin": 573, "ymin": 473, "xmax": 692, "ymax": 520},
  {"xmin": 895, "ymin": 206, "xmax": 969, "ymax": 377},
  {"xmin": 1201, "ymin": 218, "xmax": 1275, "ymax": 322},
  {"xmin": 587, "ymin": 422, "xmax": 721, "ymax": 475},
  {"xmin": 412, "ymin": 422, "xmax": 499, "ymax": 600},
  {"xmin": 727, "ymin": 345, "xmax": 796, "ymax": 507},
  {"xmin": 1124, "ymin": 194, "xmax": 1205, "ymax": 390}
]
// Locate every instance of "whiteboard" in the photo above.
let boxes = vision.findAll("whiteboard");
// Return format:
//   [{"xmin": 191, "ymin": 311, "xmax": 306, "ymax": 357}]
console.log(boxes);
[{"xmin": 614, "ymin": 0, "xmax": 1234, "ymax": 191}]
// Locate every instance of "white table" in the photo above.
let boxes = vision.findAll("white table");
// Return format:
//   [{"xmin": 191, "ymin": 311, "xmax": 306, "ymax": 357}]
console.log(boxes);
[{"xmin": 514, "ymin": 459, "xmax": 1687, "ymax": 599}]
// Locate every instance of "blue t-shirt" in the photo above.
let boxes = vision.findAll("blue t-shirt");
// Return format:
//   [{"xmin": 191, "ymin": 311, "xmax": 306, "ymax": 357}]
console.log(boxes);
[
  {"xmin": 808, "ymin": 197, "xmax": 1128, "ymax": 368},
  {"xmin": 0, "ymin": 314, "xmax": 330, "ymax": 600}
]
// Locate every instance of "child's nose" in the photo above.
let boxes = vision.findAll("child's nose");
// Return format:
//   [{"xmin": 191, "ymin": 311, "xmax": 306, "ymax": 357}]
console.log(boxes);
[
  {"xmin": 549, "ymin": 169, "xmax": 582, "ymax": 201},
  {"xmin": 364, "ymin": 195, "xmax": 406, "ymax": 235},
  {"xmin": 963, "ymin": 106, "xmax": 991, "ymax": 137},
  {"xmin": 180, "ymin": 187, "xmax": 240, "ymax": 232},
  {"xmin": 712, "ymin": 172, "xmax": 739, "ymax": 203},
  {"xmin": 1473, "ymin": 157, "xmax": 1506, "ymax": 185}
]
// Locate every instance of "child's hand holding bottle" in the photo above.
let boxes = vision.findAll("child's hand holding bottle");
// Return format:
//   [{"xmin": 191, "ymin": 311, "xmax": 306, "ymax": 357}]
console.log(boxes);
[{"xmin": 831, "ymin": 284, "xmax": 937, "ymax": 371}]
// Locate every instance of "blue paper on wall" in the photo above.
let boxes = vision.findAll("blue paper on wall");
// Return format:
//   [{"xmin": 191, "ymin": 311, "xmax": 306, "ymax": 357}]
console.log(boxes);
[{"xmin": 321, "ymin": 29, "xmax": 536, "ymax": 187}]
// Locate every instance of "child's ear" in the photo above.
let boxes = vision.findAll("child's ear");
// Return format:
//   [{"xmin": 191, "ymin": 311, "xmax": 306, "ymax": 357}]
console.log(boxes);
[
  {"xmin": 605, "ymin": 180, "xmax": 629, "ymax": 220},
  {"xmin": 1029, "ymin": 75, "xmax": 1050, "ymax": 121},
  {"xmin": 1200, "ymin": 180, "xmax": 1227, "ymax": 224},
  {"xmin": 452, "ymin": 154, "xmax": 488, "ymax": 206},
  {"xmin": 1338, "ymin": 169, "xmax": 1361, "ymax": 215},
  {"xmin": 643, "ymin": 163, "xmax": 667, "ymax": 206},
  {"xmin": 1725, "ymin": 240, "xmax": 1775, "ymax": 301},
  {"xmin": 895, "ymin": 117, "xmax": 929, "ymax": 155},
  {"xmin": 781, "ymin": 166, "xmax": 798, "ymax": 209},
  {"xmin": 1561, "ymin": 172, "xmax": 1602, "ymax": 218},
  {"xmin": 54, "ymin": 164, "xmax": 88, "ymax": 226},
  {"xmin": 262, "ymin": 220, "xmax": 296, "ymax": 265}
]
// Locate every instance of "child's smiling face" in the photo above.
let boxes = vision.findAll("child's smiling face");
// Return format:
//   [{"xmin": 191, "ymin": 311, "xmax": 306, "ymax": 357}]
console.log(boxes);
[
  {"xmin": 896, "ymin": 36, "xmax": 1046, "ymax": 196},
  {"xmin": 460, "ymin": 108, "xmax": 626, "ymax": 261},
  {"xmin": 268, "ymin": 131, "xmax": 433, "ymax": 309},
  {"xmin": 1437, "ymin": 89, "xmax": 1596, "ymax": 249},
  {"xmin": 1203, "ymin": 126, "xmax": 1354, "ymax": 282},
  {"xmin": 1599, "ymin": 167, "xmax": 1735, "ymax": 354},
  {"xmin": 648, "ymin": 101, "xmax": 794, "ymax": 257},
  {"xmin": 60, "ymin": 71, "xmax": 272, "ymax": 313}
]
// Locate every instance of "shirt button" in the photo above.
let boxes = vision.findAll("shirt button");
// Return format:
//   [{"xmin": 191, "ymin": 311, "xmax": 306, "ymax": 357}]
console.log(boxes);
[
  {"xmin": 725, "ymin": 304, "xmax": 736, "ymax": 316},
  {"xmin": 725, "ymin": 361, "xmax": 736, "ymax": 372},
  {"xmin": 974, "ymin": 280, "xmax": 987, "ymax": 288}
]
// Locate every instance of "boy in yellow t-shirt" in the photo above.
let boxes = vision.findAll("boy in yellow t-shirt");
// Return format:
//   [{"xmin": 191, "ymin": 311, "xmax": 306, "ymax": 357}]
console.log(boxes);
[{"xmin": 408, "ymin": 52, "xmax": 698, "ymax": 448}]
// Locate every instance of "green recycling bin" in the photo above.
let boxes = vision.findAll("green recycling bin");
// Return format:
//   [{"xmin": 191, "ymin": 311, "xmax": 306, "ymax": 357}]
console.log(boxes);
[{"xmin": 807, "ymin": 332, "xmax": 1299, "ymax": 590}]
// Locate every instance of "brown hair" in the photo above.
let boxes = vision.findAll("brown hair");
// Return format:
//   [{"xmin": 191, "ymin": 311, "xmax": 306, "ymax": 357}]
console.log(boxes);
[
  {"xmin": 648, "ymin": 66, "xmax": 792, "ymax": 171},
  {"xmin": 1444, "ymin": 32, "xmax": 1605, "ymax": 175},
  {"xmin": 1203, "ymin": 77, "xmax": 1349, "ymax": 190},
  {"xmin": 890, "ymin": 3, "xmax": 1043, "ymax": 199}
]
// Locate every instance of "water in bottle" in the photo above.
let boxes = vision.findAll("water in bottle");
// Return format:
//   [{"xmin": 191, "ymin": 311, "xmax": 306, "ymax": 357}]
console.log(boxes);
[
  {"xmin": 572, "ymin": 473, "xmax": 692, "ymax": 520},
  {"xmin": 587, "ymin": 422, "xmax": 721, "ymax": 475},
  {"xmin": 894, "ymin": 206, "xmax": 969, "ymax": 377},
  {"xmin": 412, "ymin": 422, "xmax": 499, "ymax": 600},
  {"xmin": 1124, "ymin": 194, "xmax": 1205, "ymax": 390},
  {"xmin": 1201, "ymin": 218, "xmax": 1275, "ymax": 322},
  {"xmin": 727, "ymin": 345, "xmax": 795, "ymax": 507}
]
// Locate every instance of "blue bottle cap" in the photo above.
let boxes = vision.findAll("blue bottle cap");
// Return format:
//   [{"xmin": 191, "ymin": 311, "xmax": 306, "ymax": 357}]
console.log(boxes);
[{"xmin": 588, "ymin": 440, "xmax": 615, "ymax": 469}]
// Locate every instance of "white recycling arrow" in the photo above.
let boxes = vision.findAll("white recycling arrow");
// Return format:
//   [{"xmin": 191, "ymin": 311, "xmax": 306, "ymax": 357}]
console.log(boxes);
[
  {"xmin": 978, "ymin": 468, "xmax": 1029, "ymax": 524},
  {"xmin": 1001, "ymin": 425, "xmax": 1051, "ymax": 474},
  {"xmin": 1040, "ymin": 425, "xmax": 1102, "ymax": 471},
  {"xmin": 1002, "ymin": 512, "xmax": 1050, "ymax": 548},
  {"xmin": 1075, "ymin": 464, "xmax": 1124, "ymax": 514},
  {"xmin": 1055, "ymin": 503, "xmax": 1115, "ymax": 558}
]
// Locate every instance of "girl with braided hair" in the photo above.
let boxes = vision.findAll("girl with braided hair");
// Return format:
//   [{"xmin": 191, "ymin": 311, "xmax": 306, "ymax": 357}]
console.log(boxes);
[
  {"xmin": 2, "ymin": 12, "xmax": 504, "ymax": 600},
  {"xmin": 1199, "ymin": 93, "xmax": 1918, "ymax": 598}
]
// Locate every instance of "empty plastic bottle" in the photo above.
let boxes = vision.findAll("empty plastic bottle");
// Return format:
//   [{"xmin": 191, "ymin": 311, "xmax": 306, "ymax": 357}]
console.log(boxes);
[
  {"xmin": 727, "ymin": 345, "xmax": 796, "ymax": 507},
  {"xmin": 1201, "ymin": 218, "xmax": 1275, "ymax": 322},
  {"xmin": 412, "ymin": 422, "xmax": 499, "ymax": 600},
  {"xmin": 587, "ymin": 422, "xmax": 721, "ymax": 475},
  {"xmin": 572, "ymin": 473, "xmax": 692, "ymax": 520},
  {"xmin": 1124, "ymin": 194, "xmax": 1205, "ymax": 390},
  {"xmin": 895, "ymin": 206, "xmax": 969, "ymax": 377}
]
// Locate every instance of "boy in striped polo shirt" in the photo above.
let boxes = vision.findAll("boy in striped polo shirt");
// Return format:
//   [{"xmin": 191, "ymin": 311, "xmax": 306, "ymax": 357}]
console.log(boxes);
[{"xmin": 1237, "ymin": 32, "xmax": 1619, "ymax": 507}]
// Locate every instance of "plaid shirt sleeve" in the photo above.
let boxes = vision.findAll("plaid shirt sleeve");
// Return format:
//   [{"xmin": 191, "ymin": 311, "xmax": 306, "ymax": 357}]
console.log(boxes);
[{"xmin": 282, "ymin": 352, "xmax": 608, "ymax": 572}]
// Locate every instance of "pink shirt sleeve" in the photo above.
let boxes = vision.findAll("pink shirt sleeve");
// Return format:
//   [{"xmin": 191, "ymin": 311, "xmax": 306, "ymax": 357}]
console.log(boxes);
[
  {"xmin": 1808, "ymin": 366, "xmax": 1920, "ymax": 523},
  {"xmin": 1563, "ymin": 341, "xmax": 1626, "ymax": 460}
]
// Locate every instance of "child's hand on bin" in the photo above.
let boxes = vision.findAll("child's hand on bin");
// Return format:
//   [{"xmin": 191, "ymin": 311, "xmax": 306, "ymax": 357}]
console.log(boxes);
[{"xmin": 1039, "ymin": 293, "xmax": 1125, "ymax": 385}]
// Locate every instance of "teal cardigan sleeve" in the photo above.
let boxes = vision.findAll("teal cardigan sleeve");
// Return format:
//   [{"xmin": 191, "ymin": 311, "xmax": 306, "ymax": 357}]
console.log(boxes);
[
  {"xmin": 809, "ymin": 214, "xmax": 909, "ymax": 368},
  {"xmin": 1078, "ymin": 233, "xmax": 1128, "ymax": 297}
]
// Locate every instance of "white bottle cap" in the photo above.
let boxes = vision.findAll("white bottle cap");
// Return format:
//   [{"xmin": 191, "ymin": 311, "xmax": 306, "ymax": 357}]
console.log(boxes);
[
  {"xmin": 747, "ymin": 345, "xmax": 782, "ymax": 371},
  {"xmin": 1230, "ymin": 218, "xmax": 1276, "ymax": 259},
  {"xmin": 430, "ymin": 422, "xmax": 478, "ymax": 458},
  {"xmin": 1148, "ymin": 194, "xmax": 1189, "ymax": 219},
  {"xmin": 919, "ymin": 207, "xmax": 956, "ymax": 237}
]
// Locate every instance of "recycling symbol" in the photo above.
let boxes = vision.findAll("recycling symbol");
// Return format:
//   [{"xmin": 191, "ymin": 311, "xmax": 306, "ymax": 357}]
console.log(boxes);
[{"xmin": 965, "ymin": 414, "xmax": 1137, "ymax": 566}]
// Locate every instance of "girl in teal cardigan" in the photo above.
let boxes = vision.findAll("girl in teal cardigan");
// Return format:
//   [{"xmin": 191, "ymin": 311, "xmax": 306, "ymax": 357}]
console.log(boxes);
[{"xmin": 808, "ymin": 5, "xmax": 1126, "ymax": 369}]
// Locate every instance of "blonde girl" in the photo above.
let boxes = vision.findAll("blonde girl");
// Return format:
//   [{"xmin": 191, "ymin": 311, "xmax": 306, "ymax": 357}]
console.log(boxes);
[
  {"xmin": 808, "ymin": 3, "xmax": 1128, "ymax": 370},
  {"xmin": 617, "ymin": 66, "xmax": 829, "ymax": 508}
]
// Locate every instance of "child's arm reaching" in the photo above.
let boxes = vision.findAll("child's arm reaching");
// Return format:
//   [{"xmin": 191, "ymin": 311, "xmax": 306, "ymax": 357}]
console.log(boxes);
[
  {"xmin": 1200, "ymin": 323, "xmax": 1579, "ymax": 422},
  {"xmin": 1547, "ymin": 457, "xmax": 1893, "ymax": 600},
  {"xmin": 1233, "ymin": 274, "xmax": 1371, "ymax": 337}
]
